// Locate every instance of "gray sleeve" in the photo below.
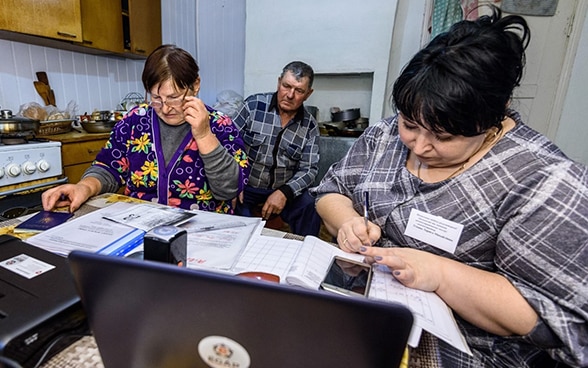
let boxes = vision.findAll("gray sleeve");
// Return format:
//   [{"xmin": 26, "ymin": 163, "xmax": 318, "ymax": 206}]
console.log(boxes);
[
  {"xmin": 81, "ymin": 166, "xmax": 121, "ymax": 194},
  {"xmin": 201, "ymin": 144, "xmax": 240, "ymax": 201}
]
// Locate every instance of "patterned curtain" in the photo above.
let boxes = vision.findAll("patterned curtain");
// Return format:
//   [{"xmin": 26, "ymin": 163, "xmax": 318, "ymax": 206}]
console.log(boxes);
[{"xmin": 430, "ymin": 0, "xmax": 480, "ymax": 38}]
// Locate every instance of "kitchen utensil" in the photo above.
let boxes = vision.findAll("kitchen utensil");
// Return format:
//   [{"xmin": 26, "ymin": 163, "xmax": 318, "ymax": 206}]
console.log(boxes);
[
  {"xmin": 36, "ymin": 71, "xmax": 49, "ymax": 85},
  {"xmin": 0, "ymin": 109, "xmax": 40, "ymax": 136},
  {"xmin": 93, "ymin": 110, "xmax": 111, "ymax": 121},
  {"xmin": 340, "ymin": 127, "xmax": 364, "ymax": 137},
  {"xmin": 118, "ymin": 92, "xmax": 145, "ymax": 111},
  {"xmin": 323, "ymin": 121, "xmax": 346, "ymax": 132},
  {"xmin": 33, "ymin": 81, "xmax": 51, "ymax": 105},
  {"xmin": 331, "ymin": 108, "xmax": 360, "ymax": 122},
  {"xmin": 355, "ymin": 117, "xmax": 369, "ymax": 129},
  {"xmin": 81, "ymin": 120, "xmax": 116, "ymax": 133},
  {"xmin": 36, "ymin": 71, "xmax": 56, "ymax": 106}
]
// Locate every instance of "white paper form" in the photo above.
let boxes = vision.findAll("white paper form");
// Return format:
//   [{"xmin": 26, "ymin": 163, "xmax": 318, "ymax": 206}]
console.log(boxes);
[
  {"xmin": 26, "ymin": 202, "xmax": 144, "ymax": 256},
  {"xmin": 103, "ymin": 203, "xmax": 196, "ymax": 231},
  {"xmin": 231, "ymin": 235, "xmax": 302, "ymax": 282},
  {"xmin": 370, "ymin": 265, "xmax": 472, "ymax": 355},
  {"xmin": 180, "ymin": 213, "xmax": 263, "ymax": 270}
]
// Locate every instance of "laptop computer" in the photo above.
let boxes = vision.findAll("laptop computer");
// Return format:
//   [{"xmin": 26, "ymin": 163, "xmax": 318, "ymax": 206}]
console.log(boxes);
[
  {"xmin": 68, "ymin": 251, "xmax": 414, "ymax": 368},
  {"xmin": 0, "ymin": 235, "xmax": 87, "ymax": 367}
]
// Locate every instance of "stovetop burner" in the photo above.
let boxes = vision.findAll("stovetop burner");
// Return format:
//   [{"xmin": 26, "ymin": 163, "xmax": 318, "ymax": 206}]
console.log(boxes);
[
  {"xmin": 0, "ymin": 136, "xmax": 50, "ymax": 146},
  {"xmin": 0, "ymin": 137, "xmax": 28, "ymax": 145}
]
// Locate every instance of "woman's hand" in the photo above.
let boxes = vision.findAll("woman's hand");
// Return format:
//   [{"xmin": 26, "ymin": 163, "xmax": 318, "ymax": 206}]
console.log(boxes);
[
  {"xmin": 359, "ymin": 246, "xmax": 443, "ymax": 292},
  {"xmin": 359, "ymin": 245, "xmax": 538, "ymax": 335},
  {"xmin": 337, "ymin": 217, "xmax": 381, "ymax": 253},
  {"xmin": 183, "ymin": 96, "xmax": 212, "ymax": 140},
  {"xmin": 41, "ymin": 181, "xmax": 97, "ymax": 213},
  {"xmin": 182, "ymin": 96, "xmax": 219, "ymax": 154}
]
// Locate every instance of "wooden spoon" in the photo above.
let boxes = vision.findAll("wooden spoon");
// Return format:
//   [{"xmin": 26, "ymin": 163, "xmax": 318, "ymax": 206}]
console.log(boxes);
[
  {"xmin": 36, "ymin": 72, "xmax": 56, "ymax": 106},
  {"xmin": 33, "ymin": 81, "xmax": 50, "ymax": 105}
]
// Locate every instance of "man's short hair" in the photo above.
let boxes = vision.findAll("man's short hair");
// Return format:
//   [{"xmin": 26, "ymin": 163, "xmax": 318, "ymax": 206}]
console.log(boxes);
[{"xmin": 281, "ymin": 61, "xmax": 314, "ymax": 88}]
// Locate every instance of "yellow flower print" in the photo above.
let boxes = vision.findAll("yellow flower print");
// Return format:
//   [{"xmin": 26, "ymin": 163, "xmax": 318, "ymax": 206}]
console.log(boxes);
[
  {"xmin": 234, "ymin": 149, "xmax": 248, "ymax": 168},
  {"xmin": 141, "ymin": 161, "xmax": 158, "ymax": 180},
  {"xmin": 195, "ymin": 186, "xmax": 213, "ymax": 202},
  {"xmin": 130, "ymin": 171, "xmax": 146, "ymax": 187},
  {"xmin": 131, "ymin": 133, "xmax": 151, "ymax": 154}
]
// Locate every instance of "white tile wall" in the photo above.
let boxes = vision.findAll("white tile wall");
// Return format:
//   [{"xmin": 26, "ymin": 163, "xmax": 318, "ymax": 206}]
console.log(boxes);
[{"xmin": 0, "ymin": 39, "xmax": 144, "ymax": 116}]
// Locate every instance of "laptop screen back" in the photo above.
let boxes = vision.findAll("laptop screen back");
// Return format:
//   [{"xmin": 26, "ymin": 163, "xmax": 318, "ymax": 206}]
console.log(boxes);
[{"xmin": 68, "ymin": 251, "xmax": 413, "ymax": 368}]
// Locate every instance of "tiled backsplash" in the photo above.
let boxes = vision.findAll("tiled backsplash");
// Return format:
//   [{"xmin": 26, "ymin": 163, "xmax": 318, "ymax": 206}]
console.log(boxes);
[{"xmin": 0, "ymin": 39, "xmax": 144, "ymax": 116}]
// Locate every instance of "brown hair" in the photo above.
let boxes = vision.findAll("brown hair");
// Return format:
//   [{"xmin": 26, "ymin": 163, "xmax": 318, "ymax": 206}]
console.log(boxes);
[{"xmin": 142, "ymin": 44, "xmax": 200, "ymax": 94}]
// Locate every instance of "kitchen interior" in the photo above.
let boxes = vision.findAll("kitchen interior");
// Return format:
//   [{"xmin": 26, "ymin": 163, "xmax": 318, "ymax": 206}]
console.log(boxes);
[{"xmin": 0, "ymin": 0, "xmax": 587, "ymax": 221}]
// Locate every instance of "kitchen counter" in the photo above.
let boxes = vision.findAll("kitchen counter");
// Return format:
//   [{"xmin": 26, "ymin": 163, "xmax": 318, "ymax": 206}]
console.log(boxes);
[
  {"xmin": 38, "ymin": 130, "xmax": 111, "ymax": 183},
  {"xmin": 38, "ymin": 130, "xmax": 111, "ymax": 143}
]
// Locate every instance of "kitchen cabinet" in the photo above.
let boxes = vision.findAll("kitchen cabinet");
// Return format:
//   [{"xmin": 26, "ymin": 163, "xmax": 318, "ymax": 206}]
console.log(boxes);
[
  {"xmin": 0, "ymin": 0, "xmax": 83, "ymax": 42},
  {"xmin": 39, "ymin": 131, "xmax": 110, "ymax": 184},
  {"xmin": 79, "ymin": 0, "xmax": 124, "ymax": 53},
  {"xmin": 0, "ymin": 0, "xmax": 161, "ymax": 59},
  {"xmin": 124, "ymin": 0, "xmax": 162, "ymax": 57}
]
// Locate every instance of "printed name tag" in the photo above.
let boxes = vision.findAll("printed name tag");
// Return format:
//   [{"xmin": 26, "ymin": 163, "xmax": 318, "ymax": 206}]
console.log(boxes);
[{"xmin": 404, "ymin": 209, "xmax": 463, "ymax": 253}]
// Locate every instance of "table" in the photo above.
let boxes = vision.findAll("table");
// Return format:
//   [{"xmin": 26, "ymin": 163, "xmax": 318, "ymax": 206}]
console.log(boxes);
[{"xmin": 0, "ymin": 194, "xmax": 437, "ymax": 368}]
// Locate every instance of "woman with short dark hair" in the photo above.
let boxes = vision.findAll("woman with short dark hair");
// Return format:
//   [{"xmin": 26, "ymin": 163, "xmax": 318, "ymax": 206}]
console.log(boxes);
[{"xmin": 313, "ymin": 7, "xmax": 587, "ymax": 367}]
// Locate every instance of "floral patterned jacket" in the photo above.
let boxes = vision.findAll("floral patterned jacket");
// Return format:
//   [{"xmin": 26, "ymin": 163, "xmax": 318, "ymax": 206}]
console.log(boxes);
[{"xmin": 92, "ymin": 104, "xmax": 249, "ymax": 213}]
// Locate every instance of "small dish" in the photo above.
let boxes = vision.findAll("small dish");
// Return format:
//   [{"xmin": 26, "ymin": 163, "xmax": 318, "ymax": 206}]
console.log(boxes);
[{"xmin": 236, "ymin": 271, "xmax": 280, "ymax": 283}]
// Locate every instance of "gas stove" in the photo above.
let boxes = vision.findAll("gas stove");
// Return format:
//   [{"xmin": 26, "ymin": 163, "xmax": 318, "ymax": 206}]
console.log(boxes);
[
  {"xmin": 0, "ymin": 140, "xmax": 63, "ymax": 189},
  {"xmin": 0, "ymin": 140, "xmax": 68, "ymax": 220}
]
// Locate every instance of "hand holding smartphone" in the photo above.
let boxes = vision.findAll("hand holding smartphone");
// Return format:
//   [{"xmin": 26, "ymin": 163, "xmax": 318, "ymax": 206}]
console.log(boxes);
[{"xmin": 320, "ymin": 256, "xmax": 373, "ymax": 297}]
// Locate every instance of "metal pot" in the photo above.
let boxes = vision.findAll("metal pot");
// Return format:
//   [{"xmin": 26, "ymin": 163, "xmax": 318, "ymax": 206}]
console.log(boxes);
[
  {"xmin": 331, "ymin": 108, "xmax": 360, "ymax": 122},
  {"xmin": 0, "ymin": 109, "xmax": 40, "ymax": 136},
  {"xmin": 81, "ymin": 120, "xmax": 116, "ymax": 133}
]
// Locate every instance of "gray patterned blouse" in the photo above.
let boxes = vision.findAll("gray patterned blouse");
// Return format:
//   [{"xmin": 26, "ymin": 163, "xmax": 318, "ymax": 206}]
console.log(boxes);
[{"xmin": 311, "ymin": 110, "xmax": 588, "ymax": 367}]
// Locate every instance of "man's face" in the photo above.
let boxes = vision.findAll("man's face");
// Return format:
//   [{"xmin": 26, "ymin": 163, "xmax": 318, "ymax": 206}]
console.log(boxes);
[{"xmin": 276, "ymin": 71, "xmax": 313, "ymax": 114}]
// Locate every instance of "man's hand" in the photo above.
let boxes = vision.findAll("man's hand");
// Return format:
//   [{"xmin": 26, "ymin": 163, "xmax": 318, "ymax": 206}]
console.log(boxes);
[{"xmin": 261, "ymin": 190, "xmax": 287, "ymax": 219}]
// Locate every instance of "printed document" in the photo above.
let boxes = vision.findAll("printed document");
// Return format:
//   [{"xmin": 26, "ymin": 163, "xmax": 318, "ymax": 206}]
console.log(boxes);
[{"xmin": 26, "ymin": 202, "xmax": 144, "ymax": 256}]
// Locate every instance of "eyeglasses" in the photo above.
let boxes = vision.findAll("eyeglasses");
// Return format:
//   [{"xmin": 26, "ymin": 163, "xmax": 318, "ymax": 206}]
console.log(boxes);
[{"xmin": 149, "ymin": 88, "xmax": 191, "ymax": 108}]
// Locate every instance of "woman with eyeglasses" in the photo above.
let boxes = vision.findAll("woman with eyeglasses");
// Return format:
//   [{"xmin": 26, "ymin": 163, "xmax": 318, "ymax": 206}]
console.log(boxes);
[{"xmin": 42, "ymin": 44, "xmax": 250, "ymax": 214}]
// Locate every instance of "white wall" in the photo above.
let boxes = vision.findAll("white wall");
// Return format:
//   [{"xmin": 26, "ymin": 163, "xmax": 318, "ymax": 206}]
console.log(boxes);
[
  {"xmin": 195, "ymin": 0, "xmax": 246, "ymax": 106},
  {"xmin": 244, "ymin": 0, "xmax": 398, "ymax": 122},
  {"xmin": 555, "ymin": 3, "xmax": 588, "ymax": 165}
]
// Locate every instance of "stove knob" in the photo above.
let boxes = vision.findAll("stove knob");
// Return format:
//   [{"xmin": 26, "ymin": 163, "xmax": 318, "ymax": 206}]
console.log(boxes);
[
  {"xmin": 22, "ymin": 161, "xmax": 37, "ymax": 175},
  {"xmin": 37, "ymin": 159, "xmax": 51, "ymax": 172},
  {"xmin": 0, "ymin": 167, "xmax": 4, "ymax": 179},
  {"xmin": 6, "ymin": 163, "xmax": 21, "ymax": 177}
]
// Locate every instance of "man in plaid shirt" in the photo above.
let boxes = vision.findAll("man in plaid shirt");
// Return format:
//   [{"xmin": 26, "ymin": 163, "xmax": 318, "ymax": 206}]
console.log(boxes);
[{"xmin": 233, "ymin": 61, "xmax": 321, "ymax": 236}]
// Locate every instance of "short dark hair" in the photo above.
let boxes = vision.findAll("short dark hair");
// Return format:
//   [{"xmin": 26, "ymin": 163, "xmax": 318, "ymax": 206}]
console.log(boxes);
[
  {"xmin": 281, "ymin": 61, "xmax": 315, "ymax": 89},
  {"xmin": 142, "ymin": 44, "xmax": 200, "ymax": 93},
  {"xmin": 392, "ymin": 6, "xmax": 530, "ymax": 137}
]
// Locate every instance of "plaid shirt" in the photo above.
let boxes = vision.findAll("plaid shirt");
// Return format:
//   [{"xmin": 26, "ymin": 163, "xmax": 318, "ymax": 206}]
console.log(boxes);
[
  {"xmin": 311, "ymin": 110, "xmax": 588, "ymax": 367},
  {"xmin": 232, "ymin": 92, "xmax": 319, "ymax": 198}
]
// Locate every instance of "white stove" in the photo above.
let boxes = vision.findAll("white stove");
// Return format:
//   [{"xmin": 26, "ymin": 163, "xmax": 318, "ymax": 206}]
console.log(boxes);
[{"xmin": 0, "ymin": 140, "xmax": 64, "ymax": 194}]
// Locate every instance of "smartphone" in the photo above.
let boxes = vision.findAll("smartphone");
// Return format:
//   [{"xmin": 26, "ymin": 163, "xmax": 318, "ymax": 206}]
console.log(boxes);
[{"xmin": 320, "ymin": 256, "xmax": 373, "ymax": 297}]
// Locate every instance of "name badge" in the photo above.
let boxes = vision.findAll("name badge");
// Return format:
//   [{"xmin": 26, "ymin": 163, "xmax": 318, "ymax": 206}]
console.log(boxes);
[{"xmin": 404, "ymin": 209, "xmax": 463, "ymax": 253}]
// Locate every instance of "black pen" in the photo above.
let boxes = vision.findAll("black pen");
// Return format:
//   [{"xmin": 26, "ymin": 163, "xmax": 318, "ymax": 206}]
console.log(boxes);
[{"xmin": 363, "ymin": 191, "xmax": 369, "ymax": 229}]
